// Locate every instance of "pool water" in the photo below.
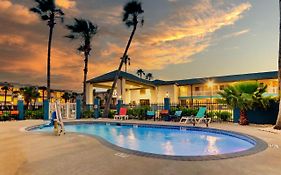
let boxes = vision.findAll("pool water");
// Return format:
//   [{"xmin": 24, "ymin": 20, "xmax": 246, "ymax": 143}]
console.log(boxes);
[{"xmin": 35, "ymin": 123, "xmax": 255, "ymax": 156}]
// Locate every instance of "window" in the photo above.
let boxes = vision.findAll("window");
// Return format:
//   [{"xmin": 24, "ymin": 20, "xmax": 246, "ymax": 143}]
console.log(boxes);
[
  {"xmin": 140, "ymin": 99, "xmax": 150, "ymax": 106},
  {"xmin": 195, "ymin": 87, "xmax": 200, "ymax": 91}
]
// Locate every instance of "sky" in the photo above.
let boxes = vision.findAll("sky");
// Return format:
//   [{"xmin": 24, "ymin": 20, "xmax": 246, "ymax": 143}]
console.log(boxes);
[{"xmin": 0, "ymin": 0, "xmax": 279, "ymax": 91}]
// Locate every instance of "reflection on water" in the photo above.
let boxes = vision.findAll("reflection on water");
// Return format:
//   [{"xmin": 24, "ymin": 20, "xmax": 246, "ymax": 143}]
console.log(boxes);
[
  {"xmin": 161, "ymin": 141, "xmax": 175, "ymax": 155},
  {"xmin": 205, "ymin": 136, "xmax": 220, "ymax": 154},
  {"xmin": 35, "ymin": 124, "xmax": 254, "ymax": 156}
]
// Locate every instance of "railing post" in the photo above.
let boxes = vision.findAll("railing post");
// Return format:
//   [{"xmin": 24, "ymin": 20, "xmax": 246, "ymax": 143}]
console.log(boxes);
[
  {"xmin": 43, "ymin": 100, "xmax": 49, "ymax": 120},
  {"xmin": 17, "ymin": 100, "xmax": 24, "ymax": 120},
  {"xmin": 94, "ymin": 98, "xmax": 100, "ymax": 119},
  {"xmin": 164, "ymin": 98, "xmax": 170, "ymax": 111},
  {"xmin": 76, "ymin": 99, "xmax": 81, "ymax": 119}
]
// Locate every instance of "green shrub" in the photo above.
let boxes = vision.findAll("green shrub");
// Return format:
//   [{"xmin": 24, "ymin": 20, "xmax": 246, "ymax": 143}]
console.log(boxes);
[
  {"xmin": 0, "ymin": 111, "xmax": 10, "ymax": 121},
  {"xmin": 180, "ymin": 107, "xmax": 198, "ymax": 116},
  {"xmin": 108, "ymin": 110, "xmax": 116, "ymax": 119},
  {"xmin": 24, "ymin": 109, "xmax": 43, "ymax": 119},
  {"xmin": 218, "ymin": 111, "xmax": 232, "ymax": 121},
  {"xmin": 206, "ymin": 111, "xmax": 216, "ymax": 118},
  {"xmin": 82, "ymin": 110, "xmax": 94, "ymax": 118}
]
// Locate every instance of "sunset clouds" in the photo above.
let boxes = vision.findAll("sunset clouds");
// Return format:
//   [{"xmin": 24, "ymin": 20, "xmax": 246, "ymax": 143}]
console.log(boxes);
[{"xmin": 0, "ymin": 0, "xmax": 254, "ymax": 91}]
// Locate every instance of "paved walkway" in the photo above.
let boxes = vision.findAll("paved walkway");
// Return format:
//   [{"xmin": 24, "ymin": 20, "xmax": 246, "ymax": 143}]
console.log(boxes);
[{"xmin": 0, "ymin": 120, "xmax": 280, "ymax": 175}]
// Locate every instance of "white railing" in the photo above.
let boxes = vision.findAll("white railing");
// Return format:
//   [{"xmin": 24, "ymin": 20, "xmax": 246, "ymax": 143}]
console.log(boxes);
[{"xmin": 49, "ymin": 102, "xmax": 76, "ymax": 119}]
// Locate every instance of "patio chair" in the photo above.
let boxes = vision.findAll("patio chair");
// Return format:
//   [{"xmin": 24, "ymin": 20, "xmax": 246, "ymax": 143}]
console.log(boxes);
[
  {"xmin": 160, "ymin": 110, "xmax": 170, "ymax": 121},
  {"xmin": 180, "ymin": 107, "xmax": 211, "ymax": 126},
  {"xmin": 146, "ymin": 111, "xmax": 155, "ymax": 120},
  {"xmin": 169, "ymin": 110, "xmax": 182, "ymax": 122},
  {"xmin": 114, "ymin": 108, "xmax": 129, "ymax": 120}
]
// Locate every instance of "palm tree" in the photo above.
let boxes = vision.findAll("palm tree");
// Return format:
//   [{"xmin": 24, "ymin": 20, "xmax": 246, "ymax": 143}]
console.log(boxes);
[
  {"xmin": 274, "ymin": 0, "xmax": 281, "ymax": 129},
  {"xmin": 61, "ymin": 92, "xmax": 71, "ymax": 103},
  {"xmin": 136, "ymin": 69, "xmax": 145, "ymax": 78},
  {"xmin": 103, "ymin": 0, "xmax": 144, "ymax": 117},
  {"xmin": 218, "ymin": 82, "xmax": 270, "ymax": 125},
  {"xmin": 1, "ymin": 82, "xmax": 12, "ymax": 108},
  {"xmin": 65, "ymin": 18, "xmax": 98, "ymax": 110},
  {"xmin": 20, "ymin": 87, "xmax": 37, "ymax": 110},
  {"xmin": 145, "ymin": 73, "xmax": 153, "ymax": 80},
  {"xmin": 31, "ymin": 89, "xmax": 40, "ymax": 110},
  {"xmin": 30, "ymin": 0, "xmax": 64, "ymax": 100}
]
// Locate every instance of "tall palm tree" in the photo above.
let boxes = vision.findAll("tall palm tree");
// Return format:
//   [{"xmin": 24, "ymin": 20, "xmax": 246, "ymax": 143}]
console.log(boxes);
[
  {"xmin": 218, "ymin": 82, "xmax": 269, "ymax": 125},
  {"xmin": 274, "ymin": 0, "xmax": 281, "ymax": 129},
  {"xmin": 1, "ymin": 82, "xmax": 12, "ymax": 108},
  {"xmin": 103, "ymin": 0, "xmax": 144, "ymax": 117},
  {"xmin": 136, "ymin": 69, "xmax": 145, "ymax": 78},
  {"xmin": 65, "ymin": 18, "xmax": 98, "ymax": 110},
  {"xmin": 30, "ymin": 0, "xmax": 64, "ymax": 100},
  {"xmin": 145, "ymin": 73, "xmax": 153, "ymax": 80},
  {"xmin": 20, "ymin": 87, "xmax": 37, "ymax": 110}
]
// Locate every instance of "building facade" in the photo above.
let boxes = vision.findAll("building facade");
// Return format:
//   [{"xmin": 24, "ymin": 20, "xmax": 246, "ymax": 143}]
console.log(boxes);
[
  {"xmin": 0, "ymin": 82, "xmax": 76, "ymax": 107},
  {"xmin": 86, "ymin": 70, "xmax": 278, "ymax": 106}
]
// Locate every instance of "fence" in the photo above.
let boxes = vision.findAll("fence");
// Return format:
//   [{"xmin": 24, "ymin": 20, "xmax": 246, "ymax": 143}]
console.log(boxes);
[{"xmin": 49, "ymin": 102, "xmax": 76, "ymax": 119}]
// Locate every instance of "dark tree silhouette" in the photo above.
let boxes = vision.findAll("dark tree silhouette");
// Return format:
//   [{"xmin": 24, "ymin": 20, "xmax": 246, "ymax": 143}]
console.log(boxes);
[
  {"xmin": 137, "ymin": 69, "xmax": 145, "ymax": 78},
  {"xmin": 61, "ymin": 92, "xmax": 71, "ymax": 103},
  {"xmin": 145, "ymin": 73, "xmax": 153, "ymax": 80},
  {"xmin": 65, "ymin": 18, "xmax": 98, "ymax": 110},
  {"xmin": 103, "ymin": 0, "xmax": 144, "ymax": 117},
  {"xmin": 30, "ymin": 0, "xmax": 64, "ymax": 100},
  {"xmin": 1, "ymin": 82, "xmax": 12, "ymax": 108}
]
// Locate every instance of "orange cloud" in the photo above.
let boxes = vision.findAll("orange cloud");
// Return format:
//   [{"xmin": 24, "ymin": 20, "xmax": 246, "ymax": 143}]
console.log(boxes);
[
  {"xmin": 96, "ymin": 1, "xmax": 252, "ymax": 72},
  {"xmin": 56, "ymin": 0, "xmax": 76, "ymax": 9},
  {"xmin": 0, "ymin": 0, "xmax": 37, "ymax": 24},
  {"xmin": 0, "ymin": 34, "xmax": 25, "ymax": 45}
]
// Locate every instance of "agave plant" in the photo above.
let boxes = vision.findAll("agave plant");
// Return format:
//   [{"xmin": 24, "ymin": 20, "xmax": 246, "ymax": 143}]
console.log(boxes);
[{"xmin": 218, "ymin": 82, "xmax": 270, "ymax": 125}]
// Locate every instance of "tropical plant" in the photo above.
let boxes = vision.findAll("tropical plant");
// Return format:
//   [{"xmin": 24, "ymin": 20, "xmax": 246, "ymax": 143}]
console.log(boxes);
[
  {"xmin": 136, "ymin": 69, "xmax": 145, "ymax": 78},
  {"xmin": 137, "ymin": 69, "xmax": 145, "ymax": 78},
  {"xmin": 65, "ymin": 18, "xmax": 98, "ymax": 110},
  {"xmin": 61, "ymin": 92, "xmax": 71, "ymax": 103},
  {"xmin": 20, "ymin": 87, "xmax": 39, "ymax": 110},
  {"xmin": 218, "ymin": 82, "xmax": 270, "ymax": 125},
  {"xmin": 145, "ymin": 73, "xmax": 153, "ymax": 80},
  {"xmin": 30, "ymin": 0, "xmax": 64, "ymax": 100},
  {"xmin": 103, "ymin": 0, "xmax": 144, "ymax": 117},
  {"xmin": 31, "ymin": 89, "xmax": 40, "ymax": 110},
  {"xmin": 1, "ymin": 82, "xmax": 12, "ymax": 108},
  {"xmin": 274, "ymin": 0, "xmax": 281, "ymax": 129}
]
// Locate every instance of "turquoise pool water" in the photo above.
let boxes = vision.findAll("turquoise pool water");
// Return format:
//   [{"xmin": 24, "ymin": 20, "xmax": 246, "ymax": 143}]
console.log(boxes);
[{"xmin": 34, "ymin": 123, "xmax": 255, "ymax": 156}]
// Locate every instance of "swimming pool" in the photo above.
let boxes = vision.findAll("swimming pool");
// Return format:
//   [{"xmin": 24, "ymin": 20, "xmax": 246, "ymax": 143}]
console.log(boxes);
[{"xmin": 32, "ymin": 122, "xmax": 267, "ymax": 160}]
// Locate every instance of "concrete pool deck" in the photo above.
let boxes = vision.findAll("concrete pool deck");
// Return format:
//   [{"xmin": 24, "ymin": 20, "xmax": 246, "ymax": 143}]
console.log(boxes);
[{"xmin": 0, "ymin": 119, "xmax": 280, "ymax": 175}]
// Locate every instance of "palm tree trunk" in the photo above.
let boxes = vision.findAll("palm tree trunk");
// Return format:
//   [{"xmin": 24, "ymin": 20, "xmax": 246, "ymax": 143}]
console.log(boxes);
[
  {"xmin": 83, "ymin": 52, "xmax": 89, "ymax": 111},
  {"xmin": 239, "ymin": 109, "xmax": 249, "ymax": 125},
  {"xmin": 47, "ymin": 18, "xmax": 55, "ymax": 100},
  {"xmin": 103, "ymin": 24, "xmax": 137, "ymax": 117},
  {"xmin": 4, "ymin": 90, "xmax": 7, "ymax": 108},
  {"xmin": 274, "ymin": 0, "xmax": 281, "ymax": 129}
]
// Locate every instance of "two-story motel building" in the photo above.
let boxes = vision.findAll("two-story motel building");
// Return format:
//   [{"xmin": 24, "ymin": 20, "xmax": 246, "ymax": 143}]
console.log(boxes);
[{"xmin": 86, "ymin": 70, "xmax": 278, "ymax": 106}]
